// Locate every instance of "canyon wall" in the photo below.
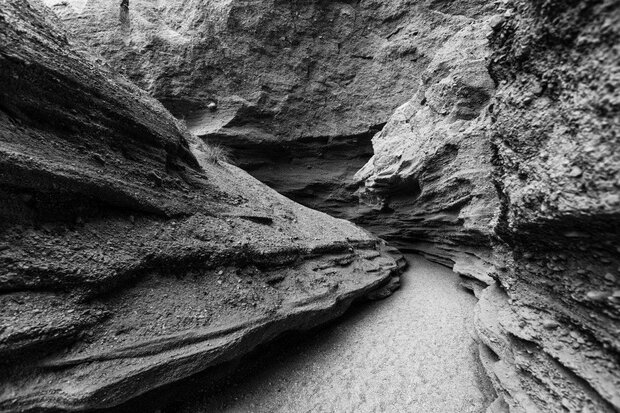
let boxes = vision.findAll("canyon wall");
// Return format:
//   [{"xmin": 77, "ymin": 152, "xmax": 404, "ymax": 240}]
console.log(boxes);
[
  {"xmin": 39, "ymin": 0, "xmax": 620, "ymax": 411},
  {"xmin": 358, "ymin": 0, "xmax": 620, "ymax": 411},
  {"xmin": 0, "ymin": 2, "xmax": 402, "ymax": 411},
  {"xmin": 478, "ymin": 1, "xmax": 620, "ymax": 411},
  {"xmin": 45, "ymin": 0, "xmax": 494, "ymax": 217}
]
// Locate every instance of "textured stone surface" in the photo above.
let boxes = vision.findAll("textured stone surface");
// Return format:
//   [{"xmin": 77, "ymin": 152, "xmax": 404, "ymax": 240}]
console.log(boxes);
[
  {"xmin": 45, "ymin": 0, "xmax": 492, "ymax": 139},
  {"xmin": 356, "ymin": 0, "xmax": 620, "ymax": 411},
  {"xmin": 25, "ymin": 0, "xmax": 620, "ymax": 411},
  {"xmin": 45, "ymin": 0, "xmax": 495, "ymax": 216},
  {"xmin": 353, "ymin": 18, "xmax": 500, "ymax": 287},
  {"xmin": 0, "ymin": 2, "xmax": 401, "ymax": 411},
  {"xmin": 478, "ymin": 1, "xmax": 620, "ymax": 411}
]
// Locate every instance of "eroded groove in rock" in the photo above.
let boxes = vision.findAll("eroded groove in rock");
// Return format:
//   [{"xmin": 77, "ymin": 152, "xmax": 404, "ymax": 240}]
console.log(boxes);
[{"xmin": 0, "ymin": 2, "xmax": 404, "ymax": 411}]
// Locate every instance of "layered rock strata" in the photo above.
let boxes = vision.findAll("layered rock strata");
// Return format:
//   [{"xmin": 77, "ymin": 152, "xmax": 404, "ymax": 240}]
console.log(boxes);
[
  {"xmin": 39, "ymin": 0, "xmax": 620, "ymax": 411},
  {"xmin": 353, "ymin": 18, "xmax": 500, "ymax": 287},
  {"xmin": 357, "ymin": 0, "xmax": 620, "ymax": 411},
  {"xmin": 44, "ymin": 0, "xmax": 495, "ymax": 216},
  {"xmin": 0, "ymin": 2, "xmax": 402, "ymax": 411},
  {"xmin": 477, "ymin": 1, "xmax": 620, "ymax": 411}
]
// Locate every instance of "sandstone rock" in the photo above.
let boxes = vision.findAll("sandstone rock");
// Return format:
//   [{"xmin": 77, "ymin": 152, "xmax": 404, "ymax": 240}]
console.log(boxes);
[
  {"xmin": 481, "ymin": 0, "xmax": 620, "ymax": 408},
  {"xmin": 353, "ymin": 18, "xmax": 500, "ymax": 286},
  {"xmin": 44, "ymin": 0, "xmax": 495, "ymax": 219},
  {"xmin": 355, "ymin": 0, "xmax": 620, "ymax": 411},
  {"xmin": 0, "ymin": 2, "xmax": 402, "ymax": 411},
  {"xmin": 31, "ymin": 0, "xmax": 620, "ymax": 411}
]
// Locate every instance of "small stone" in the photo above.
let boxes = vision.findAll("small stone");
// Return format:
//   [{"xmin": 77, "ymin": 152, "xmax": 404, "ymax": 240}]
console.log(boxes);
[
  {"xmin": 561, "ymin": 398, "xmax": 572, "ymax": 409},
  {"xmin": 92, "ymin": 153, "xmax": 106, "ymax": 165},
  {"xmin": 586, "ymin": 291, "xmax": 608, "ymax": 302},
  {"xmin": 604, "ymin": 273, "xmax": 616, "ymax": 282},
  {"xmin": 603, "ymin": 193, "xmax": 620, "ymax": 206},
  {"xmin": 531, "ymin": 81, "xmax": 543, "ymax": 95},
  {"xmin": 489, "ymin": 15, "xmax": 505, "ymax": 30},
  {"xmin": 207, "ymin": 101, "xmax": 217, "ymax": 111},
  {"xmin": 542, "ymin": 319, "xmax": 559, "ymax": 329},
  {"xmin": 568, "ymin": 166, "xmax": 583, "ymax": 178}
]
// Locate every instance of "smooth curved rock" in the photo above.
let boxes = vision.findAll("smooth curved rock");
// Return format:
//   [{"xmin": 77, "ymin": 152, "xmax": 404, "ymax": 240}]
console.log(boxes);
[{"xmin": 0, "ymin": 2, "xmax": 401, "ymax": 411}]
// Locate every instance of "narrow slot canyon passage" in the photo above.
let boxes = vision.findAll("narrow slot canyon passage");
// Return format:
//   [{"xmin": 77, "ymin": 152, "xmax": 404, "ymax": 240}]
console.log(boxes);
[
  {"xmin": 173, "ymin": 255, "xmax": 496, "ymax": 413},
  {"xmin": 3, "ymin": 1, "xmax": 617, "ymax": 412}
]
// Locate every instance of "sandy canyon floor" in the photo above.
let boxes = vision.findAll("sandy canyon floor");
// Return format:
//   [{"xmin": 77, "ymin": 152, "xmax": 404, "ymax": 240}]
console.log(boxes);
[{"xmin": 174, "ymin": 255, "xmax": 496, "ymax": 413}]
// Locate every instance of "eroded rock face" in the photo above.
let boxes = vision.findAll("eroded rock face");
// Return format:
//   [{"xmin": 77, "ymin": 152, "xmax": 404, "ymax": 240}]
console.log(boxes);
[
  {"xmin": 44, "ymin": 0, "xmax": 495, "ymax": 217},
  {"xmin": 0, "ymin": 2, "xmax": 402, "ymax": 411},
  {"xmin": 478, "ymin": 1, "xmax": 620, "ymax": 411},
  {"xmin": 353, "ymin": 19, "xmax": 500, "ymax": 287},
  {"xmin": 357, "ymin": 0, "xmax": 620, "ymax": 411},
  {"xmin": 26, "ymin": 0, "xmax": 620, "ymax": 411}
]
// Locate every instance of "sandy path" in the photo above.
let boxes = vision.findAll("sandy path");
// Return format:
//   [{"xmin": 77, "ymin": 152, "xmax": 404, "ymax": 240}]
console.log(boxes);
[{"xmin": 178, "ymin": 255, "xmax": 495, "ymax": 413}]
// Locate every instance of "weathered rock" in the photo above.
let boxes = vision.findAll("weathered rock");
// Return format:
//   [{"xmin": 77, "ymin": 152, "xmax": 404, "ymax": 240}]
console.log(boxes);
[
  {"xmin": 0, "ymin": 2, "xmax": 401, "ymax": 411},
  {"xmin": 477, "ymin": 0, "xmax": 620, "ymax": 410},
  {"xmin": 356, "ymin": 0, "xmax": 620, "ymax": 411},
  {"xmin": 26, "ymin": 0, "xmax": 620, "ymax": 411},
  {"xmin": 44, "ymin": 0, "xmax": 495, "ymax": 218},
  {"xmin": 353, "ymin": 18, "xmax": 500, "ymax": 288}
]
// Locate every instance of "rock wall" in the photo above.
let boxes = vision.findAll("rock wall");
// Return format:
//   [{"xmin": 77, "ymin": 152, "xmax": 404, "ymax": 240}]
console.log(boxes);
[
  {"xmin": 478, "ymin": 0, "xmax": 620, "ymax": 411},
  {"xmin": 45, "ymin": 0, "xmax": 495, "ymax": 216},
  {"xmin": 37, "ymin": 0, "xmax": 620, "ymax": 411},
  {"xmin": 0, "ymin": 2, "xmax": 403, "ymax": 411},
  {"xmin": 353, "ymin": 18, "xmax": 500, "ymax": 287},
  {"xmin": 357, "ymin": 0, "xmax": 620, "ymax": 411}
]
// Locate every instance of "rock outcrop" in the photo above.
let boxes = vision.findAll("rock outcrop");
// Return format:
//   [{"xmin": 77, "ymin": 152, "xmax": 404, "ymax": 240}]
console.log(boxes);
[
  {"xmin": 44, "ymin": 0, "xmax": 495, "ymax": 217},
  {"xmin": 353, "ymin": 18, "xmax": 500, "ymax": 287},
  {"xmin": 0, "ymin": 2, "xmax": 402, "ymax": 411},
  {"xmin": 357, "ymin": 0, "xmax": 620, "ymax": 411},
  {"xmin": 477, "ymin": 1, "xmax": 620, "ymax": 411},
  {"xmin": 30, "ymin": 0, "xmax": 620, "ymax": 411}
]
